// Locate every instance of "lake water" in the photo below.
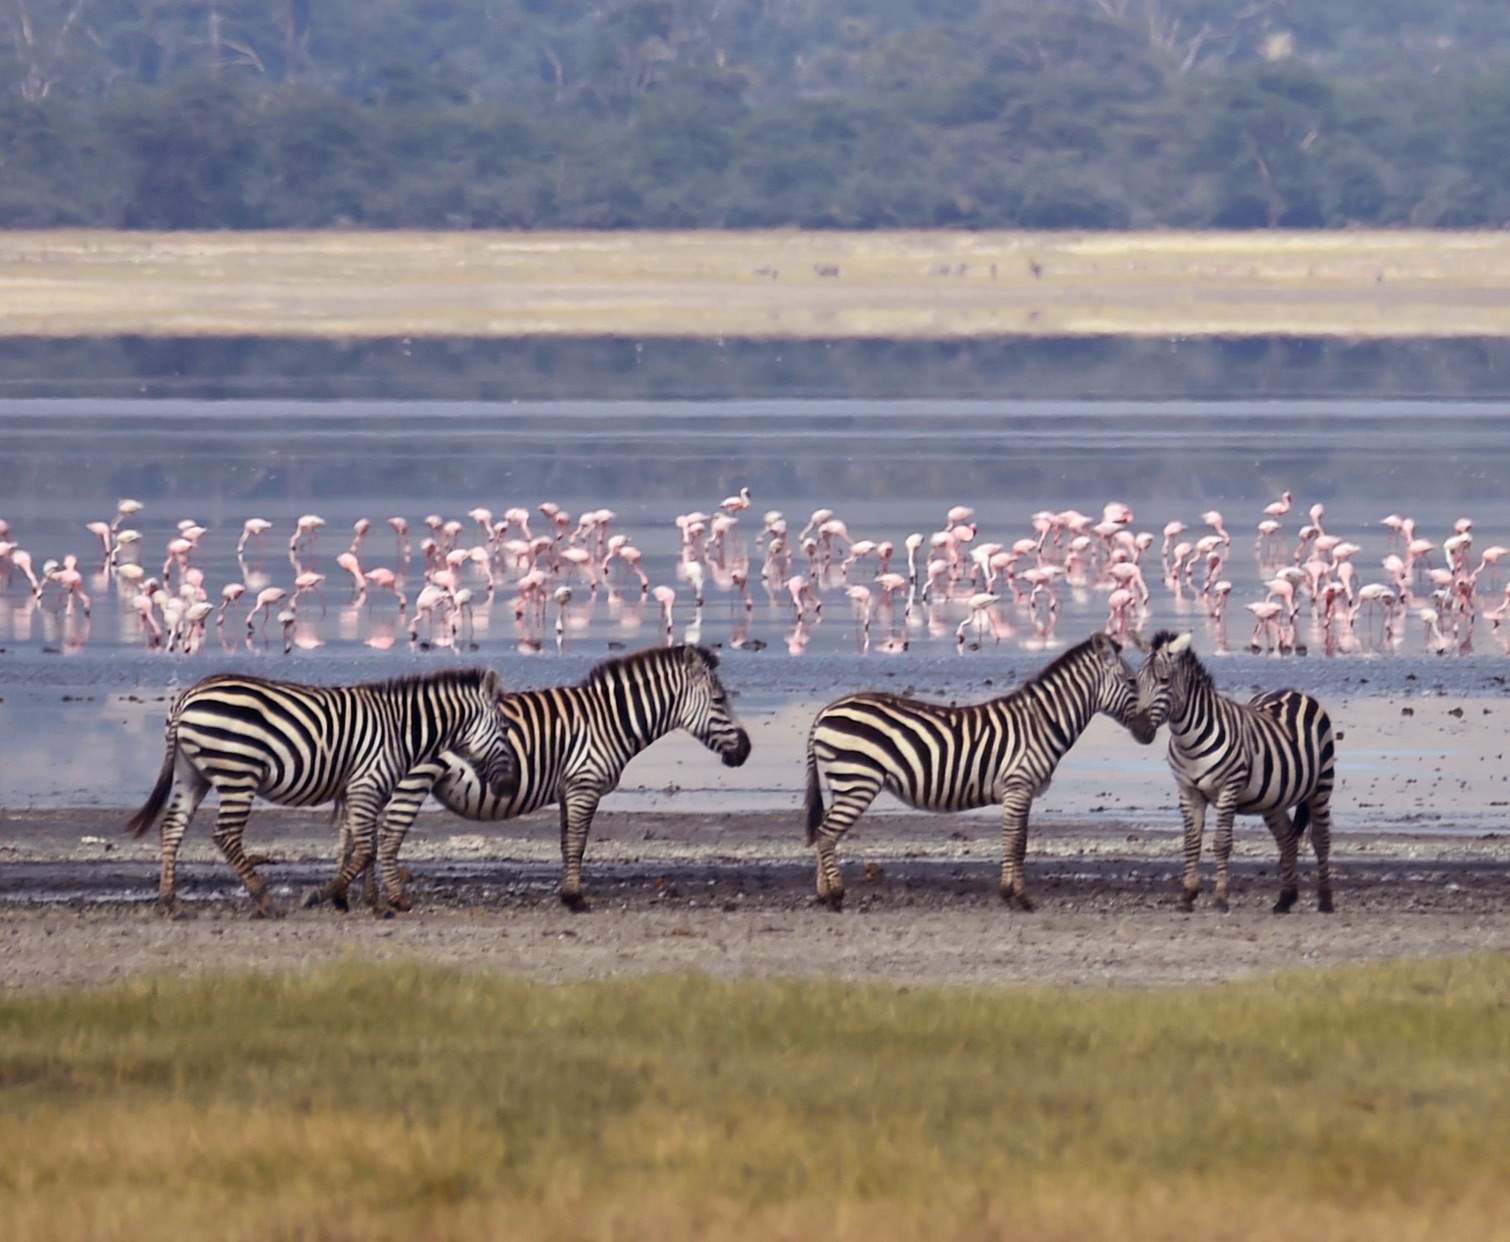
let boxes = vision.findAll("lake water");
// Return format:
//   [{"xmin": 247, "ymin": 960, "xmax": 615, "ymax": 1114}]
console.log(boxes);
[{"xmin": 3, "ymin": 398, "xmax": 1510, "ymax": 819}]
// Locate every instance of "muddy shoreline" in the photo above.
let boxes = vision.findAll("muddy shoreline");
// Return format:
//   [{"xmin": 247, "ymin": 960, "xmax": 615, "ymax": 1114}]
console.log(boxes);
[{"xmin": 3, "ymin": 808, "xmax": 1507, "ymax": 993}]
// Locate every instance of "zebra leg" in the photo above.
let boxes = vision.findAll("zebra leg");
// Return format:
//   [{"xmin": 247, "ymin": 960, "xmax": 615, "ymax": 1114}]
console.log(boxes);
[
  {"xmin": 154, "ymin": 763, "xmax": 210, "ymax": 918},
  {"xmin": 1176, "ymin": 787, "xmax": 1209, "ymax": 911},
  {"xmin": 999, "ymin": 784, "xmax": 1038, "ymax": 911},
  {"xmin": 558, "ymin": 787, "xmax": 603, "ymax": 912},
  {"xmin": 1265, "ymin": 808, "xmax": 1300, "ymax": 914},
  {"xmin": 209, "ymin": 784, "xmax": 280, "ymax": 918},
  {"xmin": 310, "ymin": 788, "xmax": 386, "ymax": 913},
  {"xmin": 1308, "ymin": 796, "xmax": 1335, "ymax": 913},
  {"xmin": 1210, "ymin": 790, "xmax": 1241, "ymax": 913},
  {"xmin": 810, "ymin": 777, "xmax": 882, "ymax": 912}
]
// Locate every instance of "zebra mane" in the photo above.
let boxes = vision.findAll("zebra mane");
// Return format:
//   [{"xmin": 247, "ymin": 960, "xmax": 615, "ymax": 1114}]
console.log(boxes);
[
  {"xmin": 579, "ymin": 642, "xmax": 716, "ymax": 689},
  {"xmin": 1032, "ymin": 632, "xmax": 1110, "ymax": 684},
  {"xmin": 1148, "ymin": 629, "xmax": 1213, "ymax": 691},
  {"xmin": 362, "ymin": 666, "xmax": 497, "ymax": 694}
]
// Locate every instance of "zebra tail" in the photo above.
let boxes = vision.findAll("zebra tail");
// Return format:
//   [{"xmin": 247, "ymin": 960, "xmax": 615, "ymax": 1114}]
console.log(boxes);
[
  {"xmin": 804, "ymin": 745, "xmax": 825, "ymax": 846},
  {"xmin": 125, "ymin": 730, "xmax": 178, "ymax": 840}
]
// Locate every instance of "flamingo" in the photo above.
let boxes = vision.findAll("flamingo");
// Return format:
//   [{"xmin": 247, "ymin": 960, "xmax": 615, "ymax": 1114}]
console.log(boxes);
[
  {"xmin": 112, "ymin": 498, "xmax": 143, "ymax": 531},
  {"xmin": 290, "ymin": 514, "xmax": 325, "ymax": 552},
  {"xmin": 246, "ymin": 586, "xmax": 288, "ymax": 633},
  {"xmin": 388, "ymin": 516, "xmax": 411, "ymax": 561},
  {"xmin": 651, "ymin": 584, "xmax": 677, "ymax": 639}
]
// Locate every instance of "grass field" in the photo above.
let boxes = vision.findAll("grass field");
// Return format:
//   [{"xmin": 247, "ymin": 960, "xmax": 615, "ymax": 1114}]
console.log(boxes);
[
  {"xmin": 3, "ymin": 957, "xmax": 1509, "ymax": 1241},
  {"xmin": 2, "ymin": 229, "xmax": 1510, "ymax": 339}
]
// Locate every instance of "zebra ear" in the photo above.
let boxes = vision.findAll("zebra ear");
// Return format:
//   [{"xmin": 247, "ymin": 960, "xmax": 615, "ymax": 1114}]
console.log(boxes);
[
  {"xmin": 1128, "ymin": 630, "xmax": 1151, "ymax": 652},
  {"xmin": 1167, "ymin": 632, "xmax": 1194, "ymax": 655},
  {"xmin": 481, "ymin": 667, "xmax": 503, "ymax": 699}
]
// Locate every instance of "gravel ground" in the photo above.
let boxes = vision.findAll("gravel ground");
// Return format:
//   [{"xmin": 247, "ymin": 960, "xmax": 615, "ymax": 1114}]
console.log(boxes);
[{"xmin": 3, "ymin": 807, "xmax": 1508, "ymax": 993}]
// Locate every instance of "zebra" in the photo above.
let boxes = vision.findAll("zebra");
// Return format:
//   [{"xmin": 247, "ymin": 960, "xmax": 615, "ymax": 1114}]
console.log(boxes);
[
  {"xmin": 804, "ymin": 631, "xmax": 1156, "ymax": 911},
  {"xmin": 337, "ymin": 643, "xmax": 752, "ymax": 912},
  {"xmin": 1131, "ymin": 630, "xmax": 1335, "ymax": 913},
  {"xmin": 125, "ymin": 667, "xmax": 515, "ymax": 918}
]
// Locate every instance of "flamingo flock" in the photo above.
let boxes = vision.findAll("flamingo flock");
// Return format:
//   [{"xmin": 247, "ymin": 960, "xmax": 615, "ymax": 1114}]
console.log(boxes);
[{"xmin": 1, "ymin": 490, "xmax": 1508, "ymax": 659}]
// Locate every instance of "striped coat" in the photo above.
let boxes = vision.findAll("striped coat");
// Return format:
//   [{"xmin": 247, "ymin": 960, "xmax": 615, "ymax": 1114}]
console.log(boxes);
[
  {"xmin": 804, "ymin": 631, "xmax": 1155, "ymax": 910},
  {"xmin": 126, "ymin": 667, "xmax": 514, "ymax": 917},
  {"xmin": 1133, "ymin": 630, "xmax": 1335, "ymax": 912},
  {"xmin": 342, "ymin": 644, "xmax": 751, "ymax": 911}
]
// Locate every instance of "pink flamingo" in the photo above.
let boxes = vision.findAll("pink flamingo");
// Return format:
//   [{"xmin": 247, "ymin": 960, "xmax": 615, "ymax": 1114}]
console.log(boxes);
[
  {"xmin": 387, "ymin": 516, "xmax": 411, "ymax": 562},
  {"xmin": 292, "ymin": 570, "xmax": 327, "ymax": 615},
  {"xmin": 720, "ymin": 486, "xmax": 752, "ymax": 514},
  {"xmin": 218, "ymin": 582, "xmax": 246, "ymax": 626},
  {"xmin": 363, "ymin": 567, "xmax": 407, "ymax": 613},
  {"xmin": 6, "ymin": 546, "xmax": 41, "ymax": 596},
  {"xmin": 290, "ymin": 514, "xmax": 325, "ymax": 553},
  {"xmin": 246, "ymin": 586, "xmax": 289, "ymax": 633},
  {"xmin": 1245, "ymin": 600, "xmax": 1284, "ymax": 652},
  {"xmin": 237, "ymin": 517, "xmax": 273, "ymax": 557},
  {"xmin": 1263, "ymin": 490, "xmax": 1292, "ymax": 519},
  {"xmin": 112, "ymin": 498, "xmax": 143, "ymax": 531},
  {"xmin": 46, "ymin": 554, "xmax": 91, "ymax": 615},
  {"xmin": 651, "ymin": 584, "xmax": 677, "ymax": 640},
  {"xmin": 335, "ymin": 552, "xmax": 368, "ymax": 598},
  {"xmin": 85, "ymin": 520, "xmax": 114, "ymax": 562},
  {"xmin": 615, "ymin": 544, "xmax": 650, "ymax": 595},
  {"xmin": 1201, "ymin": 509, "xmax": 1230, "ymax": 549}
]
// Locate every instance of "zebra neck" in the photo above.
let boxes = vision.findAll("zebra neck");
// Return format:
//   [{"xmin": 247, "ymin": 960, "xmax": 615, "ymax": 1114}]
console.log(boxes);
[
  {"xmin": 1168, "ymin": 667, "xmax": 1215, "ymax": 736},
  {"xmin": 594, "ymin": 679, "xmax": 676, "ymax": 753},
  {"xmin": 1020, "ymin": 657, "xmax": 1096, "ymax": 748}
]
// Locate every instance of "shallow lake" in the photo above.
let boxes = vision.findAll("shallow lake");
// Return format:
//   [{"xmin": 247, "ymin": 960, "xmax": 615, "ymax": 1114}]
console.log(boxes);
[{"xmin": 3, "ymin": 398, "xmax": 1510, "ymax": 816}]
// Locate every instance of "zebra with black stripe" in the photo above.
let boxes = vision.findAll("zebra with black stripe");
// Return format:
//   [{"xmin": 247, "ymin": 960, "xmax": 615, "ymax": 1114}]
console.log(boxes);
[
  {"xmin": 804, "ymin": 631, "xmax": 1156, "ymax": 911},
  {"xmin": 125, "ymin": 668, "xmax": 514, "ymax": 918},
  {"xmin": 340, "ymin": 643, "xmax": 752, "ymax": 912},
  {"xmin": 1132, "ymin": 630, "xmax": 1335, "ymax": 913}
]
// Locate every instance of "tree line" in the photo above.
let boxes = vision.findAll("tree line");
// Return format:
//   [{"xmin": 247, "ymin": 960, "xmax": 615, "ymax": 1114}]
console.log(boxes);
[{"xmin": 2, "ymin": 0, "xmax": 1509, "ymax": 230}]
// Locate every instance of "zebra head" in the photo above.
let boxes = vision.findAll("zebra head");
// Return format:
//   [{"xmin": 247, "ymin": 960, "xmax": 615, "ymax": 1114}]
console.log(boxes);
[
  {"xmin": 1130, "ymin": 630, "xmax": 1194, "ymax": 731},
  {"xmin": 452, "ymin": 667, "xmax": 517, "ymax": 797},
  {"xmin": 1088, "ymin": 631, "xmax": 1157, "ymax": 744},
  {"xmin": 678, "ymin": 645, "xmax": 752, "ymax": 767}
]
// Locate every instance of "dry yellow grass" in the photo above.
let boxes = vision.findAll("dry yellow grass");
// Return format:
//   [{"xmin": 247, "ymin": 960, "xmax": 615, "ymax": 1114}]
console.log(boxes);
[
  {"xmin": 2, "ymin": 959, "xmax": 1509, "ymax": 1240},
  {"xmin": 1, "ymin": 229, "xmax": 1508, "ymax": 339}
]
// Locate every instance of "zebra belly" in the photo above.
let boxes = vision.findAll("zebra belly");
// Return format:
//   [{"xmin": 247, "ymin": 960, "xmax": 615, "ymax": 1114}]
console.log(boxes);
[{"xmin": 1180, "ymin": 757, "xmax": 1304, "ymax": 815}]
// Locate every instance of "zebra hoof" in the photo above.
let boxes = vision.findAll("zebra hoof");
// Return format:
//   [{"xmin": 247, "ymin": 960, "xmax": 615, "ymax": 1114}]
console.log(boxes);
[
  {"xmin": 1178, "ymin": 893, "xmax": 1197, "ymax": 913},
  {"xmin": 1002, "ymin": 889, "xmax": 1035, "ymax": 912},
  {"xmin": 1272, "ymin": 889, "xmax": 1298, "ymax": 914},
  {"xmin": 1318, "ymin": 891, "xmax": 1335, "ymax": 914},
  {"xmin": 561, "ymin": 892, "xmax": 591, "ymax": 913},
  {"xmin": 1213, "ymin": 896, "xmax": 1230, "ymax": 914},
  {"xmin": 251, "ymin": 901, "xmax": 286, "ymax": 921},
  {"xmin": 820, "ymin": 891, "xmax": 845, "ymax": 912},
  {"xmin": 155, "ymin": 898, "xmax": 191, "ymax": 920}
]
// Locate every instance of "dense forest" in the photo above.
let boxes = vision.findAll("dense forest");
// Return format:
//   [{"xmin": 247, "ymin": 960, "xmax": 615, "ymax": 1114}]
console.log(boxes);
[{"xmin": 1, "ymin": 0, "xmax": 1509, "ymax": 230}]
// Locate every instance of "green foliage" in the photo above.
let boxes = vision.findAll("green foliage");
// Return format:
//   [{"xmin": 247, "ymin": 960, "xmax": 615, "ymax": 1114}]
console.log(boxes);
[{"xmin": 0, "ymin": 1, "xmax": 1508, "ymax": 228}]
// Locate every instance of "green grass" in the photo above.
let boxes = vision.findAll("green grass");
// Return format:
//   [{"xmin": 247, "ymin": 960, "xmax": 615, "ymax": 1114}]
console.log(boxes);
[{"xmin": 3, "ymin": 959, "xmax": 1510, "ymax": 1240}]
